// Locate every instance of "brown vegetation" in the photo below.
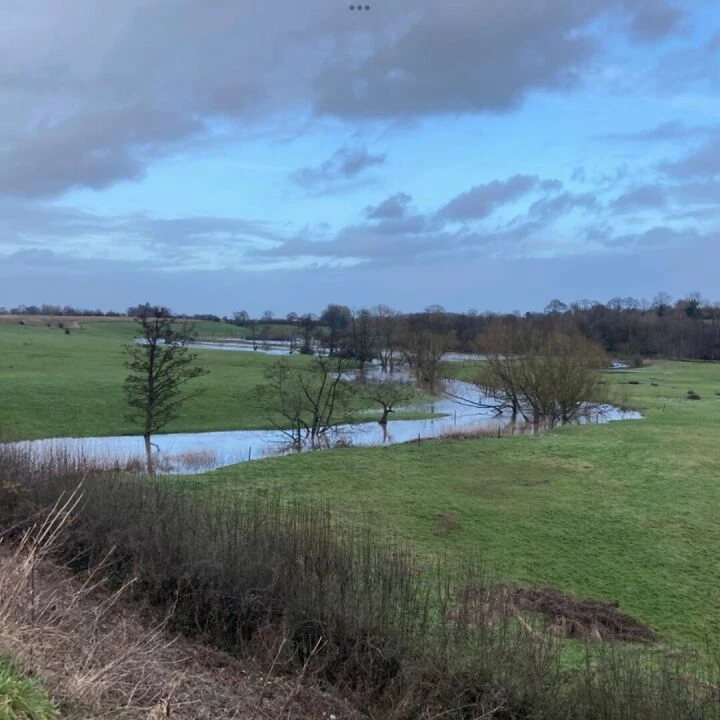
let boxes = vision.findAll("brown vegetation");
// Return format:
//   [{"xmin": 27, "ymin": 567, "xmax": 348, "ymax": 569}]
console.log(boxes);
[
  {"xmin": 454, "ymin": 585, "xmax": 657, "ymax": 643},
  {"xmin": 0, "ymin": 512, "xmax": 357, "ymax": 719}
]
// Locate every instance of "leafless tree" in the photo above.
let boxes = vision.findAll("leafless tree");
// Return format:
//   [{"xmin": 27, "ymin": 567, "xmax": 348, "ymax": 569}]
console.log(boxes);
[
  {"xmin": 400, "ymin": 324, "xmax": 452, "ymax": 393},
  {"xmin": 253, "ymin": 356, "xmax": 355, "ymax": 449},
  {"xmin": 362, "ymin": 378, "xmax": 416, "ymax": 425},
  {"xmin": 372, "ymin": 305, "xmax": 400, "ymax": 373}
]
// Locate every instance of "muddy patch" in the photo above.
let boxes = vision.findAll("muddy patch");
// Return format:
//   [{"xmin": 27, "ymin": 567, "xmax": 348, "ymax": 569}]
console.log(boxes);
[{"xmin": 454, "ymin": 584, "xmax": 657, "ymax": 643}]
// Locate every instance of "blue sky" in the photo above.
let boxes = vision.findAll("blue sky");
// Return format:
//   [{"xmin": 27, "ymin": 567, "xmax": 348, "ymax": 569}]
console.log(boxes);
[{"xmin": 1, "ymin": 0, "xmax": 719, "ymax": 316}]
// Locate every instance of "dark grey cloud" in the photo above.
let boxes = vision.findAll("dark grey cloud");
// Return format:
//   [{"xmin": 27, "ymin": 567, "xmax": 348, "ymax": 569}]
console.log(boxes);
[
  {"xmin": 0, "ymin": 0, "xmax": 692, "ymax": 197},
  {"xmin": 624, "ymin": 2, "xmax": 685, "ymax": 43},
  {"xmin": 365, "ymin": 192, "xmax": 412, "ymax": 220},
  {"xmin": 611, "ymin": 185, "xmax": 668, "ymax": 213},
  {"xmin": 527, "ymin": 192, "xmax": 597, "ymax": 222},
  {"xmin": 315, "ymin": 0, "xmax": 686, "ymax": 119},
  {"xmin": 659, "ymin": 135, "xmax": 720, "ymax": 178},
  {"xmin": 672, "ymin": 179, "xmax": 720, "ymax": 204},
  {"xmin": 290, "ymin": 145, "xmax": 387, "ymax": 192},
  {"xmin": 598, "ymin": 121, "xmax": 717, "ymax": 143},
  {"xmin": 438, "ymin": 175, "xmax": 562, "ymax": 221},
  {"xmin": 601, "ymin": 225, "xmax": 698, "ymax": 249}
]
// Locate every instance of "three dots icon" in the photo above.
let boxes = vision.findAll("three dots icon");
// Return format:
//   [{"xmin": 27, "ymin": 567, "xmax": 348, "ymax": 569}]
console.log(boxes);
[{"xmin": 349, "ymin": 5, "xmax": 371, "ymax": 9}]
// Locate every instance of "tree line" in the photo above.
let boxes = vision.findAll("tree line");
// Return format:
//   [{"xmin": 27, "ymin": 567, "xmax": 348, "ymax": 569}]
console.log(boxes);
[
  {"xmin": 265, "ymin": 292, "xmax": 720, "ymax": 363},
  {"xmin": 6, "ymin": 291, "xmax": 720, "ymax": 363}
]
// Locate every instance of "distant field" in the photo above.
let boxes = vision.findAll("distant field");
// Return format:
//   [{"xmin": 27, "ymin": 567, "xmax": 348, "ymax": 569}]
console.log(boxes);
[
  {"xmin": 179, "ymin": 361, "xmax": 720, "ymax": 648},
  {"xmin": 0, "ymin": 320, "xmax": 426, "ymax": 440}
]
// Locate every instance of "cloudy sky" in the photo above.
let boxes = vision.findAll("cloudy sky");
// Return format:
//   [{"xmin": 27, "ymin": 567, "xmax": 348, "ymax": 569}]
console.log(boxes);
[{"xmin": 1, "ymin": 0, "xmax": 719, "ymax": 316}]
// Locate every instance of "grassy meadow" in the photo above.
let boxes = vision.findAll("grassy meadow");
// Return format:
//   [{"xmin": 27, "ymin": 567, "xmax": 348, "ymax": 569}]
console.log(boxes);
[
  {"xmin": 0, "ymin": 318, "xmax": 301, "ymax": 439},
  {"xmin": 0, "ymin": 318, "xmax": 429, "ymax": 440},
  {"xmin": 1, "ymin": 316, "xmax": 719, "ymax": 650},
  {"xmin": 177, "ymin": 360, "xmax": 720, "ymax": 648}
]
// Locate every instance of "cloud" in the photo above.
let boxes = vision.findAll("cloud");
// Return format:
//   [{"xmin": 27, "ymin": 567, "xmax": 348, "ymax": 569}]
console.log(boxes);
[
  {"xmin": 598, "ymin": 121, "xmax": 717, "ymax": 143},
  {"xmin": 365, "ymin": 192, "xmax": 412, "ymax": 219},
  {"xmin": 4, "ymin": 226, "xmax": 717, "ymax": 318},
  {"xmin": 0, "ymin": 0, "xmax": 692, "ymax": 197},
  {"xmin": 624, "ymin": 2, "xmax": 685, "ymax": 43},
  {"xmin": 600, "ymin": 225, "xmax": 698, "ymax": 249},
  {"xmin": 0, "ymin": 198, "xmax": 288, "ymax": 269},
  {"xmin": 290, "ymin": 145, "xmax": 387, "ymax": 191},
  {"xmin": 437, "ymin": 175, "xmax": 561, "ymax": 221},
  {"xmin": 659, "ymin": 135, "xmax": 720, "ymax": 178},
  {"xmin": 526, "ymin": 192, "xmax": 597, "ymax": 222},
  {"xmin": 315, "ymin": 0, "xmax": 687, "ymax": 119},
  {"xmin": 611, "ymin": 185, "xmax": 668, "ymax": 213}
]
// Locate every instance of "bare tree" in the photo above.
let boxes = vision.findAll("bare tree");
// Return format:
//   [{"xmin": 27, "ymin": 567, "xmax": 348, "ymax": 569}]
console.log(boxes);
[
  {"xmin": 124, "ymin": 307, "xmax": 208, "ymax": 474},
  {"xmin": 253, "ymin": 356, "xmax": 355, "ymax": 449},
  {"xmin": 399, "ymin": 324, "xmax": 452, "ymax": 393},
  {"xmin": 372, "ymin": 305, "xmax": 400, "ymax": 374},
  {"xmin": 476, "ymin": 325, "xmax": 607, "ymax": 426},
  {"xmin": 362, "ymin": 378, "xmax": 416, "ymax": 425}
]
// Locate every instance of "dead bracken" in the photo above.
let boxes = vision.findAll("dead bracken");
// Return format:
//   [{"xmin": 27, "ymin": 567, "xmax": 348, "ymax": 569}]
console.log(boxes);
[{"xmin": 454, "ymin": 584, "xmax": 657, "ymax": 643}]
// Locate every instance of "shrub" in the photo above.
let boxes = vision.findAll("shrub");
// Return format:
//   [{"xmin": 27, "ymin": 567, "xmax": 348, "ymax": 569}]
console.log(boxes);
[{"xmin": 0, "ymin": 657, "xmax": 59, "ymax": 720}]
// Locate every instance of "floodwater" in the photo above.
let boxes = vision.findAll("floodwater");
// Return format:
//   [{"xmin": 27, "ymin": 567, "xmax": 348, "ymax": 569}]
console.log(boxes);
[
  {"xmin": 190, "ymin": 339, "xmax": 297, "ymax": 356},
  {"xmin": 13, "ymin": 376, "xmax": 642, "ymax": 475}
]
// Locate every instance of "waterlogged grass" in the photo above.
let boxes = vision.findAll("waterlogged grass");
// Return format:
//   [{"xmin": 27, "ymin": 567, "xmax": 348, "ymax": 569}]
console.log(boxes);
[
  {"xmin": 180, "ymin": 361, "xmax": 720, "ymax": 647},
  {"xmin": 0, "ymin": 320, "xmax": 432, "ymax": 440},
  {"xmin": 0, "ymin": 657, "xmax": 59, "ymax": 720}
]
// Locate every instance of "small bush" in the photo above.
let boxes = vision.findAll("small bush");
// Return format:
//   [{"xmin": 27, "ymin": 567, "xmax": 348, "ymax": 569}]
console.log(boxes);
[{"xmin": 0, "ymin": 657, "xmax": 60, "ymax": 720}]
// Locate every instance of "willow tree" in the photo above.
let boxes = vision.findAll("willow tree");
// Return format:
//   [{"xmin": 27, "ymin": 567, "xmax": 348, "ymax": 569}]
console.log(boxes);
[
  {"xmin": 124, "ymin": 306, "xmax": 208, "ymax": 474},
  {"xmin": 476, "ymin": 325, "xmax": 607, "ymax": 427}
]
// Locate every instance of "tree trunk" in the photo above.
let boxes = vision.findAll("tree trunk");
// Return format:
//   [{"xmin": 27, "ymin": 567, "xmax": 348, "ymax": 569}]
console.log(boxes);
[{"xmin": 144, "ymin": 433, "xmax": 155, "ymax": 476}]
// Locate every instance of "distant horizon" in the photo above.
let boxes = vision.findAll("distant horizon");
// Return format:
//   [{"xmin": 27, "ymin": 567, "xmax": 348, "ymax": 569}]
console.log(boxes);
[{"xmin": 1, "ymin": 288, "xmax": 713, "ymax": 320}]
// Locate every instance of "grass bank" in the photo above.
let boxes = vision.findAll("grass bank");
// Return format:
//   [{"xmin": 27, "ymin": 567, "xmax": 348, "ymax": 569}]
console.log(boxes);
[
  {"xmin": 0, "ymin": 320, "xmax": 430, "ymax": 440},
  {"xmin": 178, "ymin": 361, "xmax": 720, "ymax": 647},
  {"xmin": 1, "ymin": 445, "xmax": 718, "ymax": 719}
]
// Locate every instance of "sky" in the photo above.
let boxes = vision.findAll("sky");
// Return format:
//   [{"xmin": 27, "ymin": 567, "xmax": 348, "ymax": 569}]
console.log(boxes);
[{"xmin": 1, "ymin": 0, "xmax": 719, "ymax": 316}]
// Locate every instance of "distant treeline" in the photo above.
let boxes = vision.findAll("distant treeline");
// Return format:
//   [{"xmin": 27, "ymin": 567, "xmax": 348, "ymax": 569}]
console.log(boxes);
[{"xmin": 4, "ymin": 292, "xmax": 720, "ymax": 360}]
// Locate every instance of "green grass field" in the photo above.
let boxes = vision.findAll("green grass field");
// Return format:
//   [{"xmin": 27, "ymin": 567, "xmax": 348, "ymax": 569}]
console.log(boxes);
[
  {"xmin": 0, "ymin": 319, "xmax": 428, "ymax": 439},
  {"xmin": 178, "ymin": 361, "xmax": 720, "ymax": 648},
  {"xmin": 2, "ymin": 318, "xmax": 719, "ymax": 648}
]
